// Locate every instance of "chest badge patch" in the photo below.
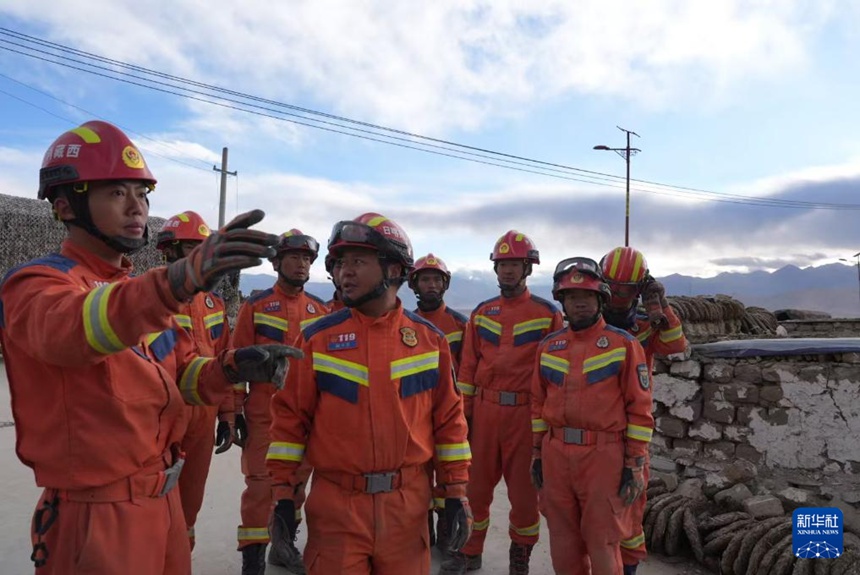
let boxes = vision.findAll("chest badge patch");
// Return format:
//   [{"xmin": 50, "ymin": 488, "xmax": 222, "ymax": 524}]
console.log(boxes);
[
  {"xmin": 596, "ymin": 336, "xmax": 609, "ymax": 349},
  {"xmin": 485, "ymin": 306, "xmax": 501, "ymax": 316},
  {"xmin": 205, "ymin": 295, "xmax": 215, "ymax": 309},
  {"xmin": 328, "ymin": 332, "xmax": 358, "ymax": 351},
  {"xmin": 264, "ymin": 301, "xmax": 281, "ymax": 312},
  {"xmin": 400, "ymin": 327, "xmax": 418, "ymax": 347},
  {"xmin": 548, "ymin": 339, "xmax": 568, "ymax": 352},
  {"xmin": 307, "ymin": 303, "xmax": 316, "ymax": 314}
]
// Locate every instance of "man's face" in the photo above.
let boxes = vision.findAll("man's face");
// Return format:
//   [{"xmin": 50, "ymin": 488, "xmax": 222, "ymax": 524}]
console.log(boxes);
[
  {"xmin": 607, "ymin": 281, "xmax": 640, "ymax": 311},
  {"xmin": 85, "ymin": 180, "xmax": 150, "ymax": 239},
  {"xmin": 495, "ymin": 260, "xmax": 525, "ymax": 286},
  {"xmin": 416, "ymin": 270, "xmax": 446, "ymax": 300},
  {"xmin": 277, "ymin": 251, "xmax": 313, "ymax": 282},
  {"xmin": 337, "ymin": 247, "xmax": 385, "ymax": 301},
  {"xmin": 561, "ymin": 289, "xmax": 600, "ymax": 323}
]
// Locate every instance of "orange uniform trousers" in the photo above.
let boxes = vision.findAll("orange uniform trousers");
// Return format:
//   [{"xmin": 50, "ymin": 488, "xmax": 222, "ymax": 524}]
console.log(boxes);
[
  {"xmin": 30, "ymin": 453, "xmax": 189, "ymax": 575},
  {"xmin": 540, "ymin": 432, "xmax": 627, "ymax": 575},
  {"xmin": 178, "ymin": 404, "xmax": 217, "ymax": 547},
  {"xmin": 239, "ymin": 384, "xmax": 311, "ymax": 548},
  {"xmin": 461, "ymin": 390, "xmax": 539, "ymax": 555},
  {"xmin": 301, "ymin": 466, "xmax": 431, "ymax": 574}
]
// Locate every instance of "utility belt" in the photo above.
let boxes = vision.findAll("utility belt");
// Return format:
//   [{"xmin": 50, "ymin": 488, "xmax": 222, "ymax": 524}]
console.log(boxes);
[
  {"xmin": 316, "ymin": 465, "xmax": 424, "ymax": 494},
  {"xmin": 550, "ymin": 427, "xmax": 624, "ymax": 446},
  {"xmin": 477, "ymin": 387, "xmax": 530, "ymax": 406},
  {"xmin": 57, "ymin": 444, "xmax": 185, "ymax": 503}
]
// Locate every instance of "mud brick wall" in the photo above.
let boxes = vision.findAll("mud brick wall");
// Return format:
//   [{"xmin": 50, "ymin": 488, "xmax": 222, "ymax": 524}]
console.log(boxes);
[{"xmin": 650, "ymin": 353, "xmax": 860, "ymax": 476}]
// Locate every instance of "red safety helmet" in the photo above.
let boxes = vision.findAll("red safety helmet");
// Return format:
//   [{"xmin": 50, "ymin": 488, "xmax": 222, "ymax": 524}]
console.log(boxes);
[
  {"xmin": 490, "ymin": 230, "xmax": 540, "ymax": 264},
  {"xmin": 273, "ymin": 229, "xmax": 319, "ymax": 263},
  {"xmin": 328, "ymin": 213, "xmax": 414, "ymax": 270},
  {"xmin": 600, "ymin": 246, "xmax": 649, "ymax": 284},
  {"xmin": 156, "ymin": 211, "xmax": 211, "ymax": 251},
  {"xmin": 552, "ymin": 257, "xmax": 611, "ymax": 303},
  {"xmin": 38, "ymin": 120, "xmax": 156, "ymax": 201},
  {"xmin": 408, "ymin": 253, "xmax": 451, "ymax": 290}
]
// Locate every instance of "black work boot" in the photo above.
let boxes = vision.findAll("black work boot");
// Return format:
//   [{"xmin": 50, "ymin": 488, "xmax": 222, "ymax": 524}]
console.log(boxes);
[
  {"xmin": 439, "ymin": 552, "xmax": 482, "ymax": 575},
  {"xmin": 268, "ymin": 513, "xmax": 306, "ymax": 574},
  {"xmin": 509, "ymin": 542, "xmax": 533, "ymax": 575},
  {"xmin": 623, "ymin": 564, "xmax": 639, "ymax": 575},
  {"xmin": 435, "ymin": 509, "xmax": 451, "ymax": 554},
  {"xmin": 241, "ymin": 544, "xmax": 266, "ymax": 575}
]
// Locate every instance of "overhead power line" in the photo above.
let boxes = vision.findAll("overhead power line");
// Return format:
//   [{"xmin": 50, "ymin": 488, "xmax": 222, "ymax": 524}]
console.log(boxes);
[{"xmin": 1, "ymin": 26, "xmax": 859, "ymax": 210}]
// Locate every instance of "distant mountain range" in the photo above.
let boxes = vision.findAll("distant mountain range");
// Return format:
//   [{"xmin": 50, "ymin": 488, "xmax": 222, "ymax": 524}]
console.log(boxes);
[{"xmin": 239, "ymin": 263, "xmax": 860, "ymax": 318}]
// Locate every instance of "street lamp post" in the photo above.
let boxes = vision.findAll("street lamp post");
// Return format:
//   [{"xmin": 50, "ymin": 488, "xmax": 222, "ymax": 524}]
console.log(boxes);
[{"xmin": 594, "ymin": 126, "xmax": 641, "ymax": 247}]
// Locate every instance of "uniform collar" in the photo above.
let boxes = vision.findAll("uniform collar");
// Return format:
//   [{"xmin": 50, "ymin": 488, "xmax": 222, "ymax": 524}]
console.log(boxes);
[{"xmin": 60, "ymin": 238, "xmax": 133, "ymax": 281}]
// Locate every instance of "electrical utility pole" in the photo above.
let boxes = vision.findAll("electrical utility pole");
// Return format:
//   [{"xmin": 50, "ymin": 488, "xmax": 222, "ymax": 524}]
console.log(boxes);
[
  {"xmin": 593, "ymin": 127, "xmax": 641, "ymax": 246},
  {"xmin": 213, "ymin": 147, "xmax": 238, "ymax": 228}
]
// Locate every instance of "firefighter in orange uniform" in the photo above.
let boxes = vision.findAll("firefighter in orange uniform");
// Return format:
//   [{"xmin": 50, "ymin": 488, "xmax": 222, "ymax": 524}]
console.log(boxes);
[
  {"xmin": 599, "ymin": 246, "xmax": 687, "ymax": 575},
  {"xmin": 0, "ymin": 120, "xmax": 298, "ymax": 575},
  {"xmin": 443, "ymin": 231, "xmax": 563, "ymax": 575},
  {"xmin": 531, "ymin": 257, "xmax": 654, "ymax": 575},
  {"xmin": 232, "ymin": 229, "xmax": 329, "ymax": 574},
  {"xmin": 325, "ymin": 253, "xmax": 346, "ymax": 312},
  {"xmin": 266, "ymin": 213, "xmax": 473, "ymax": 575},
  {"xmin": 156, "ymin": 210, "xmax": 234, "ymax": 550},
  {"xmin": 408, "ymin": 253, "xmax": 469, "ymax": 551}
]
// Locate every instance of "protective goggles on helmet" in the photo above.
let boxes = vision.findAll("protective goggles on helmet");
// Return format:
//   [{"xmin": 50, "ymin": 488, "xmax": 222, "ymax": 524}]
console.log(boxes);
[
  {"xmin": 328, "ymin": 221, "xmax": 390, "ymax": 253},
  {"xmin": 553, "ymin": 257, "xmax": 602, "ymax": 281},
  {"xmin": 278, "ymin": 234, "xmax": 319, "ymax": 253},
  {"xmin": 607, "ymin": 280, "xmax": 641, "ymax": 300}
]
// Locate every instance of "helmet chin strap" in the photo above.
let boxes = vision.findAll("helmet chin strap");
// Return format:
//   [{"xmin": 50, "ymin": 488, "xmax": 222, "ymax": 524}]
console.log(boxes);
[
  {"xmin": 343, "ymin": 278, "xmax": 390, "ymax": 308},
  {"xmin": 64, "ymin": 191, "xmax": 148, "ymax": 255},
  {"xmin": 496, "ymin": 261, "xmax": 531, "ymax": 296}
]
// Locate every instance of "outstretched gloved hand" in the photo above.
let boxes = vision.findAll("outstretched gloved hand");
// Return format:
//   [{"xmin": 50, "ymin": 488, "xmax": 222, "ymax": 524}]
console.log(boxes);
[
  {"xmin": 444, "ymin": 497, "xmax": 474, "ymax": 552},
  {"xmin": 168, "ymin": 210, "xmax": 279, "ymax": 302},
  {"xmin": 641, "ymin": 277, "xmax": 669, "ymax": 330},
  {"xmin": 221, "ymin": 344, "xmax": 303, "ymax": 389},
  {"xmin": 618, "ymin": 456, "xmax": 646, "ymax": 506}
]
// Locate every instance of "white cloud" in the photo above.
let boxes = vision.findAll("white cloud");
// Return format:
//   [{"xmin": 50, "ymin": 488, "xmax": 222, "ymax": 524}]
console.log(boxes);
[{"xmin": 1, "ymin": 0, "xmax": 838, "ymax": 133}]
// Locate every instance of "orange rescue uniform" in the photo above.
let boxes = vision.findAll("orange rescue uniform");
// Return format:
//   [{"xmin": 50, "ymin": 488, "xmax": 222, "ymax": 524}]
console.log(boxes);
[
  {"xmin": 231, "ymin": 284, "xmax": 329, "ymax": 548},
  {"xmin": 456, "ymin": 289, "xmax": 563, "ymax": 555},
  {"xmin": 531, "ymin": 317, "xmax": 654, "ymax": 575},
  {"xmin": 173, "ymin": 291, "xmax": 232, "ymax": 548},
  {"xmin": 266, "ymin": 303, "xmax": 470, "ymax": 574},
  {"xmin": 620, "ymin": 305, "xmax": 687, "ymax": 564},
  {"xmin": 0, "ymin": 240, "xmax": 232, "ymax": 575}
]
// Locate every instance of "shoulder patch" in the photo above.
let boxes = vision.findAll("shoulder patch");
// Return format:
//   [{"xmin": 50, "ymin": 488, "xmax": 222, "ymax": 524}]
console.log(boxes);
[
  {"xmin": 403, "ymin": 309, "xmax": 446, "ymax": 339},
  {"xmin": 2, "ymin": 253, "xmax": 77, "ymax": 287},
  {"xmin": 472, "ymin": 295, "xmax": 501, "ymax": 316},
  {"xmin": 444, "ymin": 307, "xmax": 469, "ymax": 325},
  {"xmin": 246, "ymin": 287, "xmax": 274, "ymax": 305},
  {"xmin": 529, "ymin": 294, "xmax": 559, "ymax": 313},
  {"xmin": 303, "ymin": 308, "xmax": 351, "ymax": 340},
  {"xmin": 604, "ymin": 324, "xmax": 637, "ymax": 342},
  {"xmin": 638, "ymin": 363, "xmax": 650, "ymax": 390}
]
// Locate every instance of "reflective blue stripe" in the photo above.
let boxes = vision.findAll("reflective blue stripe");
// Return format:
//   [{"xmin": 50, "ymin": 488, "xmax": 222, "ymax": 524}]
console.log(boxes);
[
  {"xmin": 148, "ymin": 329, "xmax": 177, "ymax": 362},
  {"xmin": 255, "ymin": 323, "xmax": 285, "ymax": 342},
  {"xmin": 318, "ymin": 372, "xmax": 360, "ymax": 403},
  {"xmin": 401, "ymin": 369, "xmax": 439, "ymax": 398},
  {"xmin": 585, "ymin": 362, "xmax": 622, "ymax": 384},
  {"xmin": 513, "ymin": 329, "xmax": 546, "ymax": 347}
]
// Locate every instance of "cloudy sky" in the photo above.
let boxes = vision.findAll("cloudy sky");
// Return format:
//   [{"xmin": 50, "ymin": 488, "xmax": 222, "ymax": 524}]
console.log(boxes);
[{"xmin": 2, "ymin": 1, "xmax": 860, "ymax": 283}]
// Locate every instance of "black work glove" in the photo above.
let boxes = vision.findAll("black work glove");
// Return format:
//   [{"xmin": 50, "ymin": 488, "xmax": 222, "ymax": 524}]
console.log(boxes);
[
  {"xmin": 444, "ymin": 497, "xmax": 474, "ymax": 552},
  {"xmin": 530, "ymin": 458, "xmax": 543, "ymax": 489},
  {"xmin": 273, "ymin": 499, "xmax": 298, "ymax": 540},
  {"xmin": 167, "ymin": 210, "xmax": 279, "ymax": 302},
  {"xmin": 641, "ymin": 276, "xmax": 669, "ymax": 329},
  {"xmin": 221, "ymin": 344, "xmax": 303, "ymax": 389},
  {"xmin": 233, "ymin": 413, "xmax": 248, "ymax": 448},
  {"xmin": 214, "ymin": 420, "xmax": 233, "ymax": 454},
  {"xmin": 618, "ymin": 457, "xmax": 645, "ymax": 506}
]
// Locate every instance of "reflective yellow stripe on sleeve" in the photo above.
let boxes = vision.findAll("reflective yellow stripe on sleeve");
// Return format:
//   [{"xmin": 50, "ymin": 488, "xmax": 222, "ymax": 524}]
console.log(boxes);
[
  {"xmin": 457, "ymin": 382, "xmax": 477, "ymax": 396},
  {"xmin": 446, "ymin": 331, "xmax": 463, "ymax": 344},
  {"xmin": 626, "ymin": 423, "xmax": 653, "ymax": 443},
  {"xmin": 266, "ymin": 441, "xmax": 306, "ymax": 462},
  {"xmin": 435, "ymin": 442, "xmax": 471, "ymax": 462},
  {"xmin": 179, "ymin": 357, "xmax": 211, "ymax": 405},
  {"xmin": 531, "ymin": 418, "xmax": 548, "ymax": 433},
  {"xmin": 659, "ymin": 325, "xmax": 684, "ymax": 343},
  {"xmin": 83, "ymin": 283, "xmax": 126, "ymax": 354}
]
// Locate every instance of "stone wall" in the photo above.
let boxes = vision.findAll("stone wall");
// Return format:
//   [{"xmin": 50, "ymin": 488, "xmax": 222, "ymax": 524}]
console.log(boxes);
[
  {"xmin": 779, "ymin": 318, "xmax": 860, "ymax": 338},
  {"xmin": 652, "ymin": 349, "xmax": 860, "ymax": 476}
]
